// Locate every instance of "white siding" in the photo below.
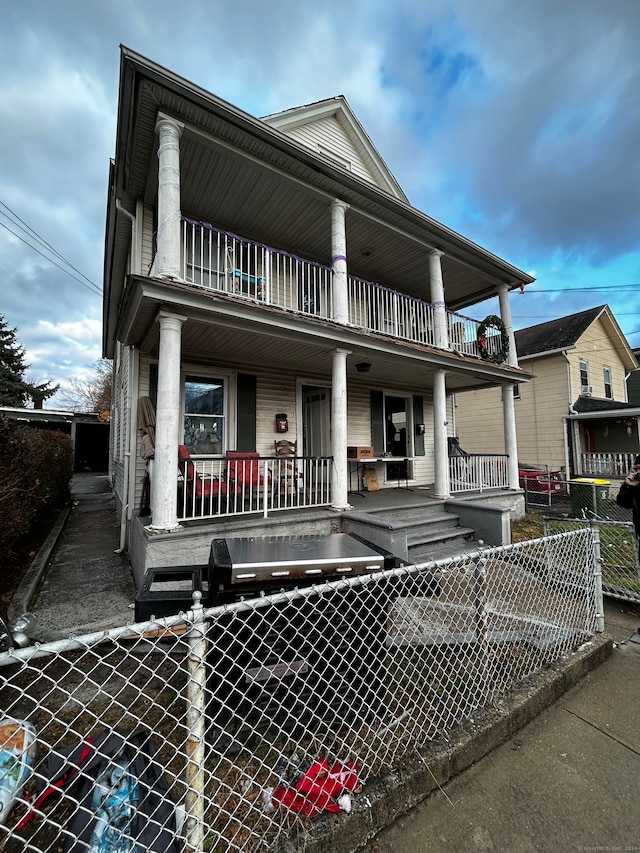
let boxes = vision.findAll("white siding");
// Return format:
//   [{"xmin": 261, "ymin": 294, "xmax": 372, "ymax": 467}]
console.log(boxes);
[{"xmin": 283, "ymin": 116, "xmax": 379, "ymax": 187}]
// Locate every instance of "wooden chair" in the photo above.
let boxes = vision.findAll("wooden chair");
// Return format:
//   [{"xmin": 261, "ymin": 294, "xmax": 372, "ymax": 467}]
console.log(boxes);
[{"xmin": 274, "ymin": 440, "xmax": 298, "ymax": 497}]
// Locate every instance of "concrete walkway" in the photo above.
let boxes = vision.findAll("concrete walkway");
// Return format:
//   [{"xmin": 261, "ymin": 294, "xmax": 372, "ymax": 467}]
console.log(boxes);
[
  {"xmin": 373, "ymin": 601, "xmax": 640, "ymax": 853},
  {"xmin": 8, "ymin": 472, "xmax": 136, "ymax": 641}
]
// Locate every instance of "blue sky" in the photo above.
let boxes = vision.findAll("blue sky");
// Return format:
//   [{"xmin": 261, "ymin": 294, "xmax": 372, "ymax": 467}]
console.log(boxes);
[{"xmin": 1, "ymin": 0, "xmax": 639, "ymax": 406}]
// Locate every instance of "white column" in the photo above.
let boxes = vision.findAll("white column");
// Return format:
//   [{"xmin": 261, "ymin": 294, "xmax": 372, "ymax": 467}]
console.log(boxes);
[
  {"xmin": 149, "ymin": 310, "xmax": 187, "ymax": 532},
  {"xmin": 496, "ymin": 283, "xmax": 518, "ymax": 367},
  {"xmin": 429, "ymin": 250, "xmax": 448, "ymax": 349},
  {"xmin": 331, "ymin": 200, "xmax": 350, "ymax": 324},
  {"xmin": 433, "ymin": 369, "xmax": 450, "ymax": 498},
  {"xmin": 155, "ymin": 114, "xmax": 184, "ymax": 279},
  {"xmin": 330, "ymin": 348, "xmax": 352, "ymax": 511},
  {"xmin": 502, "ymin": 384, "xmax": 519, "ymax": 490}
]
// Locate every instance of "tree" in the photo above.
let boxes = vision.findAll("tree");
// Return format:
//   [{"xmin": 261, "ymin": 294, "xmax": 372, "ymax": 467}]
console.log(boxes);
[
  {"xmin": 58, "ymin": 359, "xmax": 113, "ymax": 413},
  {"xmin": 0, "ymin": 314, "xmax": 58, "ymax": 407}
]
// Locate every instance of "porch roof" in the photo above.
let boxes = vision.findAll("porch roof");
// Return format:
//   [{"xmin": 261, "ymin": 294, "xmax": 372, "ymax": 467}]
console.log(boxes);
[
  {"xmin": 118, "ymin": 275, "xmax": 531, "ymax": 394},
  {"xmin": 104, "ymin": 48, "xmax": 535, "ymax": 357}
]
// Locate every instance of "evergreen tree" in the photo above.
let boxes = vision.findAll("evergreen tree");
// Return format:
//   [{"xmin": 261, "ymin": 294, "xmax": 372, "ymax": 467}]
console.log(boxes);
[{"xmin": 0, "ymin": 314, "xmax": 58, "ymax": 407}]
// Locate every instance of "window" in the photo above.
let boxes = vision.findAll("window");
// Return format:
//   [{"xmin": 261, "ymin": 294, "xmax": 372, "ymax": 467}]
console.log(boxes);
[
  {"xmin": 603, "ymin": 367, "xmax": 612, "ymax": 399},
  {"xmin": 579, "ymin": 359, "xmax": 589, "ymax": 390},
  {"xmin": 183, "ymin": 376, "xmax": 225, "ymax": 455},
  {"xmin": 513, "ymin": 383, "xmax": 521, "ymax": 400}
]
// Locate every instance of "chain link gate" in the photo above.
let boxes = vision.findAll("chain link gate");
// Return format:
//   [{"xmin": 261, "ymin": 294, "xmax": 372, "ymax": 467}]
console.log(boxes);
[{"xmin": 0, "ymin": 530, "xmax": 600, "ymax": 853}]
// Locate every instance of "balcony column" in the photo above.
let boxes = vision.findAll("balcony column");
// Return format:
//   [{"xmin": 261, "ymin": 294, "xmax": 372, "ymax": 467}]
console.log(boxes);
[
  {"xmin": 433, "ymin": 369, "xmax": 450, "ymax": 498},
  {"xmin": 429, "ymin": 250, "xmax": 448, "ymax": 349},
  {"xmin": 149, "ymin": 310, "xmax": 187, "ymax": 532},
  {"xmin": 155, "ymin": 114, "xmax": 184, "ymax": 279},
  {"xmin": 330, "ymin": 348, "xmax": 352, "ymax": 511},
  {"xmin": 502, "ymin": 384, "xmax": 519, "ymax": 489},
  {"xmin": 331, "ymin": 199, "xmax": 350, "ymax": 324},
  {"xmin": 496, "ymin": 283, "xmax": 518, "ymax": 367}
]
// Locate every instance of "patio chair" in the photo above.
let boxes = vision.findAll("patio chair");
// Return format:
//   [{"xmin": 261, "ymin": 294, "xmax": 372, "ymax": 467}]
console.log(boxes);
[
  {"xmin": 274, "ymin": 440, "xmax": 298, "ymax": 497},
  {"xmin": 225, "ymin": 451, "xmax": 272, "ymax": 492},
  {"xmin": 178, "ymin": 444, "xmax": 232, "ymax": 515}
]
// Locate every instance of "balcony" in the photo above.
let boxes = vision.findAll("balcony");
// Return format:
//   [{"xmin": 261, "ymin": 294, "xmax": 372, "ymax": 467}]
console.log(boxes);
[{"xmin": 181, "ymin": 219, "xmax": 505, "ymax": 360}]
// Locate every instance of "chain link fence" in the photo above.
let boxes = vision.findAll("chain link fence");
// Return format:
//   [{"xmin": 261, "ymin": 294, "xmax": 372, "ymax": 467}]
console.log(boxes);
[
  {"xmin": 523, "ymin": 476, "xmax": 640, "ymax": 603},
  {"xmin": 1, "ymin": 530, "xmax": 599, "ymax": 853}
]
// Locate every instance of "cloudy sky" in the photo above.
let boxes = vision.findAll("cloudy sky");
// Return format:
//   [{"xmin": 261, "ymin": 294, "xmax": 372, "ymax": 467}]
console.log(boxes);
[{"xmin": 1, "ymin": 0, "xmax": 639, "ymax": 407}]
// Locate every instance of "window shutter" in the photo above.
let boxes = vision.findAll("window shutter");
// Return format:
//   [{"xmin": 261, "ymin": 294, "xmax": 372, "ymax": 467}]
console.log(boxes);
[
  {"xmin": 237, "ymin": 374, "xmax": 257, "ymax": 451},
  {"xmin": 413, "ymin": 395, "xmax": 425, "ymax": 456},
  {"xmin": 370, "ymin": 390, "xmax": 385, "ymax": 456}
]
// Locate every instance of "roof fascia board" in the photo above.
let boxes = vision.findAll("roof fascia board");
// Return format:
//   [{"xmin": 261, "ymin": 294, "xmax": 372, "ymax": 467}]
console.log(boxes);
[
  {"xmin": 517, "ymin": 345, "xmax": 577, "ymax": 360},
  {"xmin": 567, "ymin": 407, "xmax": 640, "ymax": 420}
]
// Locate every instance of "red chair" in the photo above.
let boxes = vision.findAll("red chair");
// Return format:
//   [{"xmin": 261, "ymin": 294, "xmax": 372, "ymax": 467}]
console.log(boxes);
[
  {"xmin": 225, "ymin": 451, "xmax": 272, "ymax": 489},
  {"xmin": 178, "ymin": 445, "xmax": 238, "ymax": 517}
]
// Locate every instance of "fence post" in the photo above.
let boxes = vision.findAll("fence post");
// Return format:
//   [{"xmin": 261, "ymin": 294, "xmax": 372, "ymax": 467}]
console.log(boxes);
[
  {"xmin": 472, "ymin": 553, "xmax": 490, "ymax": 699},
  {"xmin": 185, "ymin": 590, "xmax": 207, "ymax": 851},
  {"xmin": 590, "ymin": 521, "xmax": 605, "ymax": 633}
]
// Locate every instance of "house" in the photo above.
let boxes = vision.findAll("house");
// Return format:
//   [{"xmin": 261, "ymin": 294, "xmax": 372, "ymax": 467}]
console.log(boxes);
[
  {"xmin": 627, "ymin": 347, "xmax": 640, "ymax": 405},
  {"xmin": 454, "ymin": 305, "xmax": 640, "ymax": 478},
  {"xmin": 103, "ymin": 48, "xmax": 536, "ymax": 582}
]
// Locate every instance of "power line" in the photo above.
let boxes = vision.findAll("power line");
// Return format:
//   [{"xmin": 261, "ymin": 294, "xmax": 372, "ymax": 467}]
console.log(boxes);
[{"xmin": 0, "ymin": 202, "xmax": 102, "ymax": 297}]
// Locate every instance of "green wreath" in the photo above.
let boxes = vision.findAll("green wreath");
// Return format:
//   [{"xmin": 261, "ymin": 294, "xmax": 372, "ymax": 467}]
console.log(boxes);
[{"xmin": 477, "ymin": 314, "xmax": 510, "ymax": 364}]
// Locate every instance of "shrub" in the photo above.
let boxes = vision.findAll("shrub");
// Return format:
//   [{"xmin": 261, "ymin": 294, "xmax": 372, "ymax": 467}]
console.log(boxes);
[{"xmin": 0, "ymin": 417, "xmax": 73, "ymax": 557}]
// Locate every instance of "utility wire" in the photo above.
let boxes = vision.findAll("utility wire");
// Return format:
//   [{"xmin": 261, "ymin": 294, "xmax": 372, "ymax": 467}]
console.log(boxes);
[
  {"xmin": 0, "ymin": 220, "xmax": 102, "ymax": 298},
  {"xmin": 0, "ymin": 201, "xmax": 102, "ymax": 296}
]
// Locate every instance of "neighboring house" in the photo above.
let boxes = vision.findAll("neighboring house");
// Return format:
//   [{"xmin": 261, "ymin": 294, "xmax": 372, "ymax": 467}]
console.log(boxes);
[
  {"xmin": 0, "ymin": 407, "xmax": 110, "ymax": 471},
  {"xmin": 104, "ymin": 48, "xmax": 536, "ymax": 580},
  {"xmin": 627, "ymin": 347, "xmax": 640, "ymax": 405},
  {"xmin": 454, "ymin": 305, "xmax": 640, "ymax": 478}
]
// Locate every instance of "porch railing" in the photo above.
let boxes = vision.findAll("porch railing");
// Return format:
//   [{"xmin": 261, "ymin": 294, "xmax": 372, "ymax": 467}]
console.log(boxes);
[
  {"xmin": 449, "ymin": 453, "xmax": 509, "ymax": 493},
  {"xmin": 180, "ymin": 219, "xmax": 498, "ymax": 359},
  {"xmin": 580, "ymin": 452, "xmax": 637, "ymax": 478},
  {"xmin": 178, "ymin": 455, "xmax": 332, "ymax": 521}
]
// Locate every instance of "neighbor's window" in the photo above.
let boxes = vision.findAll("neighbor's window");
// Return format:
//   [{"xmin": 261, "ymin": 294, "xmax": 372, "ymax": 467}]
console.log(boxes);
[
  {"xmin": 579, "ymin": 359, "xmax": 589, "ymax": 389},
  {"xmin": 183, "ymin": 376, "xmax": 225, "ymax": 455},
  {"xmin": 513, "ymin": 383, "xmax": 521, "ymax": 400},
  {"xmin": 603, "ymin": 367, "xmax": 612, "ymax": 399}
]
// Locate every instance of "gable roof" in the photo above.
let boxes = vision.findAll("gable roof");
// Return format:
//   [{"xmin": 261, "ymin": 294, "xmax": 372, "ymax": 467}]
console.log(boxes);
[
  {"xmin": 515, "ymin": 304, "xmax": 637, "ymax": 370},
  {"xmin": 262, "ymin": 96, "xmax": 409, "ymax": 203}
]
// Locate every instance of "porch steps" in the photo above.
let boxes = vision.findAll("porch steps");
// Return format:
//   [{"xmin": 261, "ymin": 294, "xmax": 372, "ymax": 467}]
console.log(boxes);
[{"xmin": 363, "ymin": 503, "xmax": 481, "ymax": 564}]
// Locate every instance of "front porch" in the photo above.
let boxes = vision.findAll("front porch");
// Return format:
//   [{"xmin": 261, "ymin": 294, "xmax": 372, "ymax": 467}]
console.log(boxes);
[{"xmin": 131, "ymin": 477, "xmax": 521, "ymax": 586}]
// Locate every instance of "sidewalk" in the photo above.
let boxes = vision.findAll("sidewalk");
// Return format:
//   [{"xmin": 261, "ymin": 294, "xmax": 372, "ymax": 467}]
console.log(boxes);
[
  {"xmin": 374, "ymin": 600, "xmax": 640, "ymax": 853},
  {"xmin": 8, "ymin": 472, "xmax": 136, "ymax": 641}
]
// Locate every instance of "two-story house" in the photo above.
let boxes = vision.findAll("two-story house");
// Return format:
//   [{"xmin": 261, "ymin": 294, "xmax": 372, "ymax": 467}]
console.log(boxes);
[
  {"xmin": 104, "ymin": 48, "xmax": 536, "ymax": 581},
  {"xmin": 454, "ymin": 305, "xmax": 639, "ymax": 478}
]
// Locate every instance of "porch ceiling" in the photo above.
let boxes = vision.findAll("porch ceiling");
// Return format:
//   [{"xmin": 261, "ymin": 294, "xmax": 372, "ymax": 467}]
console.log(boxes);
[{"xmin": 120, "ymin": 276, "xmax": 529, "ymax": 393}]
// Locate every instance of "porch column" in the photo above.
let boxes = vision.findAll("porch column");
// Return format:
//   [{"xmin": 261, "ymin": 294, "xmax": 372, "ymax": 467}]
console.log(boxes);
[
  {"xmin": 330, "ymin": 348, "xmax": 352, "ymax": 511},
  {"xmin": 155, "ymin": 114, "xmax": 184, "ymax": 279},
  {"xmin": 433, "ymin": 369, "xmax": 450, "ymax": 498},
  {"xmin": 149, "ymin": 310, "xmax": 187, "ymax": 532},
  {"xmin": 496, "ymin": 283, "xmax": 518, "ymax": 367},
  {"xmin": 503, "ymin": 384, "xmax": 519, "ymax": 489},
  {"xmin": 429, "ymin": 250, "xmax": 448, "ymax": 349},
  {"xmin": 331, "ymin": 200, "xmax": 350, "ymax": 324}
]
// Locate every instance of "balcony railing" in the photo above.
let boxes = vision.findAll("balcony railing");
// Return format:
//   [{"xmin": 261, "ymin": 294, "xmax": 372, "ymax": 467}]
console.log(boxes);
[
  {"xmin": 181, "ymin": 219, "xmax": 504, "ymax": 360},
  {"xmin": 178, "ymin": 455, "xmax": 332, "ymax": 521},
  {"xmin": 449, "ymin": 454, "xmax": 509, "ymax": 493}
]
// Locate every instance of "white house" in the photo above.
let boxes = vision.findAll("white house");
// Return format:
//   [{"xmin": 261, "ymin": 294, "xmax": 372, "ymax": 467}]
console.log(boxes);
[{"xmin": 103, "ymin": 48, "xmax": 535, "ymax": 581}]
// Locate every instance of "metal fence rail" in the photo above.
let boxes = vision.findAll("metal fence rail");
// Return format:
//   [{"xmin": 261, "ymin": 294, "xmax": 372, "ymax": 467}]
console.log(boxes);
[{"xmin": 0, "ymin": 530, "xmax": 598, "ymax": 852}]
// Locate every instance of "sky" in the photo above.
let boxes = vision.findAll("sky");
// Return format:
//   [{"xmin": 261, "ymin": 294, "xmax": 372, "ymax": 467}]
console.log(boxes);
[{"xmin": 1, "ymin": 0, "xmax": 639, "ymax": 408}]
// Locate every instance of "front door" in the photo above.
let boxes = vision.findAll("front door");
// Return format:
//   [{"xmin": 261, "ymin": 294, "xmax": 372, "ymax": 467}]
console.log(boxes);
[{"xmin": 302, "ymin": 386, "xmax": 331, "ymax": 457}]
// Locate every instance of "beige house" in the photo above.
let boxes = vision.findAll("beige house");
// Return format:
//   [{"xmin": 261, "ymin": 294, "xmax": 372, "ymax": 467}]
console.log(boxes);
[
  {"xmin": 104, "ymin": 49, "xmax": 536, "ymax": 581},
  {"xmin": 454, "ymin": 305, "xmax": 640, "ymax": 478}
]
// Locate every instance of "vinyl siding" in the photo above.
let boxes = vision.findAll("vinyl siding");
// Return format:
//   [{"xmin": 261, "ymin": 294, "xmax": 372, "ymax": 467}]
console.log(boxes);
[
  {"xmin": 282, "ymin": 116, "xmax": 378, "ymax": 187},
  {"xmin": 570, "ymin": 316, "xmax": 629, "ymax": 401}
]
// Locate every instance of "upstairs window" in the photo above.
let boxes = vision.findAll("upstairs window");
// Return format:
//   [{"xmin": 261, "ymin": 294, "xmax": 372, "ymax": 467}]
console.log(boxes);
[
  {"xmin": 579, "ymin": 359, "xmax": 589, "ymax": 393},
  {"xmin": 603, "ymin": 367, "xmax": 612, "ymax": 399}
]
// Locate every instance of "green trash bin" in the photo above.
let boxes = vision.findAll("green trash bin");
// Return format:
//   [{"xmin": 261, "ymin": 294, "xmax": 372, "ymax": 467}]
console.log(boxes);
[{"xmin": 569, "ymin": 477, "xmax": 610, "ymax": 517}]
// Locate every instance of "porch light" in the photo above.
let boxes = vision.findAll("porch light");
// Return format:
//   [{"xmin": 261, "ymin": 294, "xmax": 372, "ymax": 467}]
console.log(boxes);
[{"xmin": 355, "ymin": 362, "xmax": 372, "ymax": 373}]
